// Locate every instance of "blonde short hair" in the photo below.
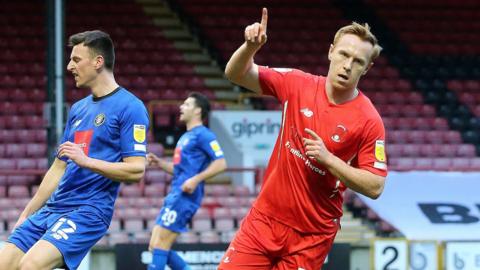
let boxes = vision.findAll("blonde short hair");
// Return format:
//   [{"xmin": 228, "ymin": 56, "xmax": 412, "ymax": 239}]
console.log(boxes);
[{"xmin": 333, "ymin": 22, "xmax": 382, "ymax": 63}]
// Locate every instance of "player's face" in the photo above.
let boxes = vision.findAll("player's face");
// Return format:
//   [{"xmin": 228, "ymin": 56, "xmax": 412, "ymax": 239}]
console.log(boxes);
[
  {"xmin": 179, "ymin": 97, "xmax": 199, "ymax": 123},
  {"xmin": 327, "ymin": 34, "xmax": 374, "ymax": 91},
  {"xmin": 67, "ymin": 43, "xmax": 99, "ymax": 88}
]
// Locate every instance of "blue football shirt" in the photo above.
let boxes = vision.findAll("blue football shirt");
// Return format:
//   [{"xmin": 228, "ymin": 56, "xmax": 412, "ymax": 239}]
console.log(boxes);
[
  {"xmin": 48, "ymin": 87, "xmax": 149, "ymax": 224},
  {"xmin": 170, "ymin": 125, "xmax": 224, "ymax": 206}
]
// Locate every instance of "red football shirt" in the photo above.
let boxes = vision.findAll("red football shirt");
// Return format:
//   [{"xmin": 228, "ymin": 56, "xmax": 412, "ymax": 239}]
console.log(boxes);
[{"xmin": 254, "ymin": 66, "xmax": 388, "ymax": 234}]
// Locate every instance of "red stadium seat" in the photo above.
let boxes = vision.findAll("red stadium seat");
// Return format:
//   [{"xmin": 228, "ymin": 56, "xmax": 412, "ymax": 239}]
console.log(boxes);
[
  {"xmin": 456, "ymin": 144, "xmax": 476, "ymax": 157},
  {"xmin": 144, "ymin": 184, "xmax": 165, "ymax": 197},
  {"xmin": 432, "ymin": 158, "xmax": 452, "ymax": 171},
  {"xmin": 120, "ymin": 185, "xmax": 143, "ymax": 197},
  {"xmin": 233, "ymin": 185, "xmax": 251, "ymax": 197},
  {"xmin": 144, "ymin": 170, "xmax": 167, "ymax": 184},
  {"xmin": 469, "ymin": 158, "xmax": 480, "ymax": 170},
  {"xmin": 36, "ymin": 158, "xmax": 48, "ymax": 169},
  {"xmin": 215, "ymin": 217, "xmax": 235, "ymax": 232},
  {"xmin": 192, "ymin": 217, "xmax": 212, "ymax": 231},
  {"xmin": 108, "ymin": 219, "xmax": 121, "ymax": 233},
  {"xmin": 204, "ymin": 185, "xmax": 227, "ymax": 197},
  {"xmin": 5, "ymin": 144, "xmax": 27, "ymax": 158},
  {"xmin": 147, "ymin": 144, "xmax": 164, "ymax": 157},
  {"xmin": 139, "ymin": 207, "xmax": 158, "ymax": 220},
  {"xmin": 8, "ymin": 185, "xmax": 29, "ymax": 198},
  {"xmin": 124, "ymin": 219, "xmax": 144, "ymax": 233},
  {"xmin": 199, "ymin": 231, "xmax": 220, "ymax": 243},
  {"xmin": 0, "ymin": 130, "xmax": 16, "ymax": 143},
  {"xmin": 108, "ymin": 232, "xmax": 130, "ymax": 245},
  {"xmin": 26, "ymin": 143, "xmax": 47, "ymax": 157},
  {"xmin": 16, "ymin": 158, "xmax": 37, "ymax": 169},
  {"xmin": 177, "ymin": 231, "xmax": 199, "ymax": 244},
  {"xmin": 0, "ymin": 158, "xmax": 16, "ymax": 169},
  {"xmin": 7, "ymin": 175, "xmax": 36, "ymax": 186},
  {"xmin": 415, "ymin": 158, "xmax": 434, "ymax": 170}
]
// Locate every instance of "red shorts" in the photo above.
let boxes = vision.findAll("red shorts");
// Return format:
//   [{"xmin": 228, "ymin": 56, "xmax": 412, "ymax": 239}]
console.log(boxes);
[{"xmin": 218, "ymin": 207, "xmax": 338, "ymax": 270}]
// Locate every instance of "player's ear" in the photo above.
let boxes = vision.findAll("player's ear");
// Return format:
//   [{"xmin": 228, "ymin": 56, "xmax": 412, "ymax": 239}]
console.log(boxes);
[
  {"xmin": 363, "ymin": 62, "xmax": 374, "ymax": 76},
  {"xmin": 194, "ymin": 107, "xmax": 202, "ymax": 117},
  {"xmin": 94, "ymin": 55, "xmax": 105, "ymax": 70},
  {"xmin": 328, "ymin": 44, "xmax": 334, "ymax": 61}
]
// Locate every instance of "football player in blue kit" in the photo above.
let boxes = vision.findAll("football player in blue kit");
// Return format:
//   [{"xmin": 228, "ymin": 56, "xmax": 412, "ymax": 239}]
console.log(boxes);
[
  {"xmin": 0, "ymin": 30, "xmax": 149, "ymax": 270},
  {"xmin": 146, "ymin": 92, "xmax": 227, "ymax": 270}
]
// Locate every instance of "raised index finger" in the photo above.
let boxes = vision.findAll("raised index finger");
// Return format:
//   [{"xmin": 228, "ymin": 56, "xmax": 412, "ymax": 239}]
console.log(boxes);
[
  {"xmin": 261, "ymin": 7, "xmax": 268, "ymax": 30},
  {"xmin": 305, "ymin": 128, "xmax": 321, "ymax": 140}
]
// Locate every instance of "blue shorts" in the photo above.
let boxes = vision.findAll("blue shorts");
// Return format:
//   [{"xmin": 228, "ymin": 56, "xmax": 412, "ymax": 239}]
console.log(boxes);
[
  {"xmin": 8, "ymin": 206, "xmax": 108, "ymax": 270},
  {"xmin": 156, "ymin": 192, "xmax": 199, "ymax": 233}
]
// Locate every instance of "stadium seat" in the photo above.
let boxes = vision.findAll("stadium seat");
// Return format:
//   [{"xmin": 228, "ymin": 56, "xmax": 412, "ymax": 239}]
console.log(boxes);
[
  {"xmin": 144, "ymin": 184, "xmax": 165, "ymax": 197},
  {"xmin": 220, "ymin": 231, "xmax": 236, "ymax": 243},
  {"xmin": 26, "ymin": 143, "xmax": 47, "ymax": 157},
  {"xmin": 8, "ymin": 185, "xmax": 29, "ymax": 198},
  {"xmin": 0, "ymin": 130, "xmax": 16, "ymax": 143},
  {"xmin": 215, "ymin": 218, "xmax": 235, "ymax": 232},
  {"xmin": 7, "ymin": 175, "xmax": 36, "ymax": 186},
  {"xmin": 132, "ymin": 232, "xmax": 151, "ymax": 244},
  {"xmin": 124, "ymin": 219, "xmax": 145, "ymax": 233},
  {"xmin": 5, "ymin": 144, "xmax": 27, "ymax": 158},
  {"xmin": 139, "ymin": 208, "xmax": 158, "ymax": 220},
  {"xmin": 205, "ymin": 185, "xmax": 231, "ymax": 196},
  {"xmin": 120, "ymin": 185, "xmax": 143, "ymax": 197},
  {"xmin": 37, "ymin": 158, "xmax": 48, "ymax": 169},
  {"xmin": 233, "ymin": 185, "xmax": 251, "ymax": 197},
  {"xmin": 199, "ymin": 231, "xmax": 220, "ymax": 244},
  {"xmin": 144, "ymin": 170, "xmax": 167, "ymax": 184},
  {"xmin": 432, "ymin": 158, "xmax": 452, "ymax": 171},
  {"xmin": 16, "ymin": 158, "xmax": 37, "ymax": 169},
  {"xmin": 177, "ymin": 231, "xmax": 199, "ymax": 244},
  {"xmin": 192, "ymin": 217, "xmax": 212, "ymax": 231},
  {"xmin": 108, "ymin": 232, "xmax": 130, "ymax": 246},
  {"xmin": 115, "ymin": 207, "xmax": 139, "ymax": 219},
  {"xmin": 456, "ymin": 144, "xmax": 476, "ymax": 157},
  {"xmin": 108, "ymin": 219, "xmax": 122, "ymax": 233}
]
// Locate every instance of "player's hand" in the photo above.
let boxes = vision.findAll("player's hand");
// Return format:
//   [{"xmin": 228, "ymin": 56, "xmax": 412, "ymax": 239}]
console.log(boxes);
[
  {"xmin": 244, "ymin": 8, "xmax": 268, "ymax": 49},
  {"xmin": 57, "ymin": 141, "xmax": 90, "ymax": 167},
  {"xmin": 181, "ymin": 178, "xmax": 199, "ymax": 194},
  {"xmin": 303, "ymin": 128, "xmax": 333, "ymax": 164},
  {"xmin": 146, "ymin": 152, "xmax": 161, "ymax": 167}
]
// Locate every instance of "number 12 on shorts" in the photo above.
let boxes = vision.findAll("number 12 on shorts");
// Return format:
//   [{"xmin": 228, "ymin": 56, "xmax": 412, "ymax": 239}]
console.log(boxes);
[{"xmin": 51, "ymin": 218, "xmax": 77, "ymax": 240}]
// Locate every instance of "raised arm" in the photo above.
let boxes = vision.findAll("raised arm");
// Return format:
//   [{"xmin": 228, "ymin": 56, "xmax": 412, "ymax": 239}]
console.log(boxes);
[{"xmin": 225, "ymin": 8, "xmax": 268, "ymax": 94}]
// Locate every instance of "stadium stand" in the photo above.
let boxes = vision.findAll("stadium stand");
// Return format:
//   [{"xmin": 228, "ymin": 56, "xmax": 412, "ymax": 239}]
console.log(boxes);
[{"xmin": 1, "ymin": 0, "xmax": 479, "ymax": 249}]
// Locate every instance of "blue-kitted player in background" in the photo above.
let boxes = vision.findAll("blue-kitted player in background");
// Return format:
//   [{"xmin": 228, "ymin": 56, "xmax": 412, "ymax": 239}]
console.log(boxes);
[
  {"xmin": 146, "ymin": 92, "xmax": 227, "ymax": 270},
  {"xmin": 0, "ymin": 30, "xmax": 149, "ymax": 270}
]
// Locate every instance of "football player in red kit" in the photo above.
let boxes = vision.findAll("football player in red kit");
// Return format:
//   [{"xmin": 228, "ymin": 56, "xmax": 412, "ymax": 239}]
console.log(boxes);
[{"xmin": 219, "ymin": 8, "xmax": 387, "ymax": 270}]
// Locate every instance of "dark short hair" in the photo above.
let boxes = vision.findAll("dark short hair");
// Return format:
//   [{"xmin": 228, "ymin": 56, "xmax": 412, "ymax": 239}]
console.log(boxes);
[
  {"xmin": 68, "ymin": 30, "xmax": 115, "ymax": 71},
  {"xmin": 189, "ymin": 92, "xmax": 210, "ymax": 121}
]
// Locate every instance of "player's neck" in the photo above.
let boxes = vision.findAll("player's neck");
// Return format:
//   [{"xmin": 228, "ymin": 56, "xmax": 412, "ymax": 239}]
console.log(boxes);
[
  {"xmin": 186, "ymin": 119, "xmax": 203, "ymax": 131},
  {"xmin": 90, "ymin": 72, "xmax": 119, "ymax": 99},
  {"xmin": 325, "ymin": 79, "xmax": 358, "ymax": 105}
]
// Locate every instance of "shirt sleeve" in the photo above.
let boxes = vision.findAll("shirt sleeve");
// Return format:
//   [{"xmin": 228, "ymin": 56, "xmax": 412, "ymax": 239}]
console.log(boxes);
[
  {"xmin": 355, "ymin": 117, "xmax": 388, "ymax": 177},
  {"xmin": 198, "ymin": 130, "xmax": 224, "ymax": 161},
  {"xmin": 258, "ymin": 66, "xmax": 303, "ymax": 103},
  {"xmin": 119, "ymin": 99, "xmax": 150, "ymax": 158}
]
